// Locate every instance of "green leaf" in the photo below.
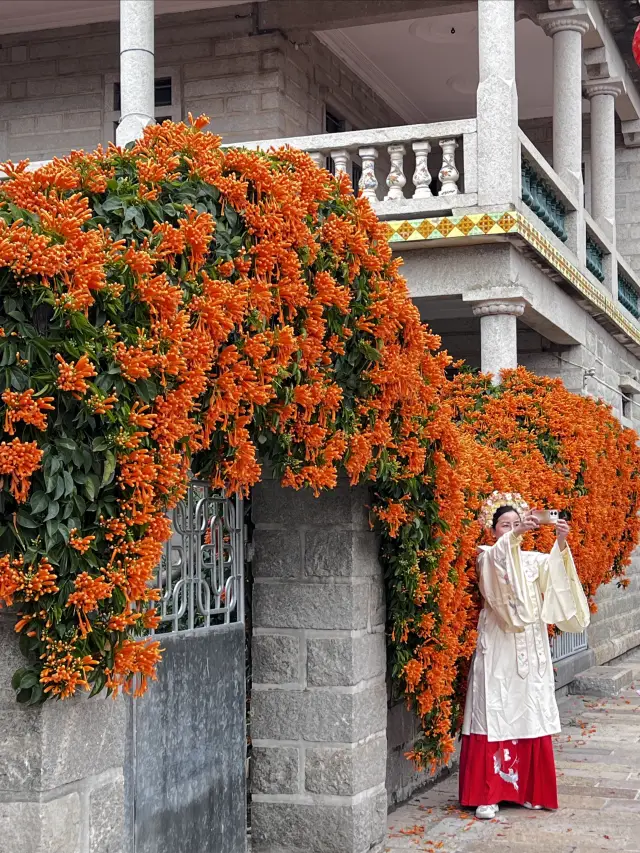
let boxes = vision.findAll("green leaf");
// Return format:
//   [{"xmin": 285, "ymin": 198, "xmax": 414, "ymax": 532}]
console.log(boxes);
[
  {"xmin": 30, "ymin": 491, "xmax": 49, "ymax": 514},
  {"xmin": 54, "ymin": 475, "xmax": 65, "ymax": 502},
  {"xmin": 92, "ymin": 437, "xmax": 110, "ymax": 452},
  {"xmin": 85, "ymin": 476, "xmax": 98, "ymax": 501},
  {"xmin": 16, "ymin": 511, "xmax": 39, "ymax": 529},
  {"xmin": 18, "ymin": 672, "xmax": 39, "ymax": 690},
  {"xmin": 44, "ymin": 500, "xmax": 60, "ymax": 522},
  {"xmin": 102, "ymin": 451, "xmax": 116, "ymax": 487},
  {"xmin": 63, "ymin": 470, "xmax": 75, "ymax": 497}
]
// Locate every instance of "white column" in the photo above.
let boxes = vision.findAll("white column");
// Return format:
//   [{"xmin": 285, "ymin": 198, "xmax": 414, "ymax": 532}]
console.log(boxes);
[
  {"xmin": 116, "ymin": 0, "xmax": 155, "ymax": 147},
  {"xmin": 476, "ymin": 0, "xmax": 518, "ymax": 206},
  {"xmin": 539, "ymin": 11, "xmax": 590, "ymax": 194},
  {"xmin": 472, "ymin": 300, "xmax": 525, "ymax": 384},
  {"xmin": 583, "ymin": 79, "xmax": 622, "ymax": 236}
]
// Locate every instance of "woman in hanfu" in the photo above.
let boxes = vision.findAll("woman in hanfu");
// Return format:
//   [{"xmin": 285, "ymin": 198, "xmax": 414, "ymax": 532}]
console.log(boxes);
[{"xmin": 459, "ymin": 492, "xmax": 590, "ymax": 820}]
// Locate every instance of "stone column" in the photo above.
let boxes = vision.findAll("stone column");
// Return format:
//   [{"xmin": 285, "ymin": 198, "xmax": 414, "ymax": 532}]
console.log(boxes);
[
  {"xmin": 0, "ymin": 614, "xmax": 128, "ymax": 853},
  {"xmin": 539, "ymin": 10, "xmax": 590, "ymax": 194},
  {"xmin": 472, "ymin": 299, "xmax": 525, "ymax": 383},
  {"xmin": 583, "ymin": 79, "xmax": 623, "ymax": 238},
  {"xmin": 250, "ymin": 480, "xmax": 387, "ymax": 853},
  {"xmin": 476, "ymin": 0, "xmax": 519, "ymax": 206},
  {"xmin": 116, "ymin": 0, "xmax": 155, "ymax": 147}
]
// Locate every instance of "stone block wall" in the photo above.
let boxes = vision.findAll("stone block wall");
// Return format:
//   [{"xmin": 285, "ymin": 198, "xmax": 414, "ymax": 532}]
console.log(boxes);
[
  {"xmin": 0, "ymin": 5, "xmax": 401, "ymax": 161},
  {"xmin": 250, "ymin": 480, "xmax": 387, "ymax": 853},
  {"xmin": 615, "ymin": 141, "xmax": 640, "ymax": 273},
  {"xmin": 0, "ymin": 614, "xmax": 127, "ymax": 853}
]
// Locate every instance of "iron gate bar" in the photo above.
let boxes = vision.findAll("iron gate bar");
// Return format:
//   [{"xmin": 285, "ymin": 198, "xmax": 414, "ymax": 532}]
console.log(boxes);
[
  {"xmin": 550, "ymin": 629, "xmax": 588, "ymax": 662},
  {"xmin": 154, "ymin": 477, "xmax": 244, "ymax": 632}
]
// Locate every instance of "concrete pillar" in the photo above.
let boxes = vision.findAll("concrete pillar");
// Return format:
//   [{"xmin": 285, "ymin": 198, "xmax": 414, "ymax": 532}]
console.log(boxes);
[
  {"xmin": 583, "ymin": 79, "xmax": 623, "ymax": 238},
  {"xmin": 250, "ymin": 480, "xmax": 387, "ymax": 853},
  {"xmin": 476, "ymin": 0, "xmax": 519, "ymax": 206},
  {"xmin": 539, "ymin": 10, "xmax": 590, "ymax": 194},
  {"xmin": 117, "ymin": 0, "xmax": 155, "ymax": 147},
  {"xmin": 472, "ymin": 299, "xmax": 525, "ymax": 383},
  {"xmin": 0, "ymin": 615, "xmax": 128, "ymax": 853}
]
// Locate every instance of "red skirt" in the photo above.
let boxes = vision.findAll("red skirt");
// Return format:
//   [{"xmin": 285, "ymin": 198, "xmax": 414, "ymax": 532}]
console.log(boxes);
[{"xmin": 459, "ymin": 734, "xmax": 558, "ymax": 809}]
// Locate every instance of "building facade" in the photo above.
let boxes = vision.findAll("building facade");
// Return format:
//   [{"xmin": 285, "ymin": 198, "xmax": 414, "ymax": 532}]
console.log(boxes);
[{"xmin": 2, "ymin": 1, "xmax": 640, "ymax": 851}]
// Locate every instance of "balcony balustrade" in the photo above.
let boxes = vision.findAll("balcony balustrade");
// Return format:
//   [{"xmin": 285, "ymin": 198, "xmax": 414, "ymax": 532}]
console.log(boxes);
[
  {"xmin": 233, "ymin": 120, "xmax": 478, "ymax": 220},
  {"xmin": 619, "ymin": 273, "xmax": 640, "ymax": 319},
  {"xmin": 521, "ymin": 159, "xmax": 567, "ymax": 243}
]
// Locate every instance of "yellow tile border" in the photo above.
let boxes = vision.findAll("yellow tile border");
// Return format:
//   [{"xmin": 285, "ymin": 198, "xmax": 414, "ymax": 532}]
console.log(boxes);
[{"xmin": 385, "ymin": 211, "xmax": 640, "ymax": 348}]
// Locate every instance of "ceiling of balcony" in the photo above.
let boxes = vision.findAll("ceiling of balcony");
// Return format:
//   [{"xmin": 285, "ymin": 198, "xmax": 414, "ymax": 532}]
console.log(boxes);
[
  {"xmin": 0, "ymin": 0, "xmax": 254, "ymax": 34},
  {"xmin": 316, "ymin": 11, "xmax": 555, "ymax": 124}
]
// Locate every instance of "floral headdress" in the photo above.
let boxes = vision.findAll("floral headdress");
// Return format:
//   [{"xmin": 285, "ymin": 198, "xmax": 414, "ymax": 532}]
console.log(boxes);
[{"xmin": 478, "ymin": 490, "xmax": 529, "ymax": 530}]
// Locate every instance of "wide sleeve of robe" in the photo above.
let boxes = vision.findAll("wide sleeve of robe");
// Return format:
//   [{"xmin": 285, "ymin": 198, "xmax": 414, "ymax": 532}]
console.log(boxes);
[
  {"xmin": 537, "ymin": 543, "xmax": 591, "ymax": 632},
  {"xmin": 477, "ymin": 532, "xmax": 538, "ymax": 633}
]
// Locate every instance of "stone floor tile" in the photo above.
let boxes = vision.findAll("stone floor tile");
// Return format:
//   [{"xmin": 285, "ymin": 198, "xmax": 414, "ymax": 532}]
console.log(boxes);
[{"xmin": 386, "ymin": 676, "xmax": 640, "ymax": 852}]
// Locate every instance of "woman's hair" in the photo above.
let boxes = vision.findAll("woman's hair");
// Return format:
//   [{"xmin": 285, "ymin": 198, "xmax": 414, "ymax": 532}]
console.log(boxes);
[{"xmin": 492, "ymin": 505, "xmax": 519, "ymax": 530}]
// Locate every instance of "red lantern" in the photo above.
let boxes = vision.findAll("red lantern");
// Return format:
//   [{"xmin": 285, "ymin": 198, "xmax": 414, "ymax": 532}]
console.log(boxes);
[{"xmin": 633, "ymin": 21, "xmax": 640, "ymax": 67}]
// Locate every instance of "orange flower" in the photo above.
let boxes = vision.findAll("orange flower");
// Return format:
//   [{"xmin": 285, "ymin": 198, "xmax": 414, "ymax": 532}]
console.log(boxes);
[
  {"xmin": 68, "ymin": 529, "xmax": 95, "ymax": 554},
  {"xmin": 2, "ymin": 389, "xmax": 54, "ymax": 434},
  {"xmin": 55, "ymin": 353, "xmax": 96, "ymax": 397},
  {"xmin": 0, "ymin": 437, "xmax": 42, "ymax": 502}
]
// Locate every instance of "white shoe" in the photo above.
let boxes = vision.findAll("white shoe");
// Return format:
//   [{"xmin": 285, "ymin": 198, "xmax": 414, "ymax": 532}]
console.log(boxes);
[
  {"xmin": 523, "ymin": 802, "xmax": 542, "ymax": 810},
  {"xmin": 475, "ymin": 804, "xmax": 499, "ymax": 819}
]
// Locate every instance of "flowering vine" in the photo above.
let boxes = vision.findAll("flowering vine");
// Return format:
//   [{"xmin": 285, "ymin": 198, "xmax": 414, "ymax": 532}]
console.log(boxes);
[{"xmin": 0, "ymin": 120, "xmax": 638, "ymax": 771}]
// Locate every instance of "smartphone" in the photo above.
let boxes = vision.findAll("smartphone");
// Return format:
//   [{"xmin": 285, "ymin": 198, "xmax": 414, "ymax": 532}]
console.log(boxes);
[{"xmin": 531, "ymin": 509, "xmax": 559, "ymax": 525}]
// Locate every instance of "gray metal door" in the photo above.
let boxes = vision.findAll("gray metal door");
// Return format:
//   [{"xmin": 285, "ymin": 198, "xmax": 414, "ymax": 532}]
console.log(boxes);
[{"xmin": 126, "ymin": 481, "xmax": 247, "ymax": 853}]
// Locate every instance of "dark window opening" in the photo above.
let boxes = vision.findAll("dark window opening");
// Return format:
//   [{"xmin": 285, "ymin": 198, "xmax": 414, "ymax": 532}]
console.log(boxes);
[
  {"xmin": 113, "ymin": 77, "xmax": 173, "ymax": 112},
  {"xmin": 622, "ymin": 393, "xmax": 632, "ymax": 420},
  {"xmin": 325, "ymin": 110, "xmax": 346, "ymax": 134},
  {"xmin": 351, "ymin": 162, "xmax": 362, "ymax": 193}
]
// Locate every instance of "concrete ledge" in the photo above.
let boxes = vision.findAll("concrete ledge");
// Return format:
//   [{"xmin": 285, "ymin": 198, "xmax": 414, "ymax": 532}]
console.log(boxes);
[
  {"xmin": 553, "ymin": 647, "xmax": 596, "ymax": 691},
  {"xmin": 590, "ymin": 628, "xmax": 640, "ymax": 666},
  {"xmin": 569, "ymin": 665, "xmax": 634, "ymax": 697}
]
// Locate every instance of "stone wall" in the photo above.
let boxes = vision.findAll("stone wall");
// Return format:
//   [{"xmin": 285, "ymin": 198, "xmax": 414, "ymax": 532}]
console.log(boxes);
[
  {"xmin": 0, "ymin": 5, "xmax": 402, "ymax": 161},
  {"xmin": 0, "ymin": 614, "xmax": 127, "ymax": 853},
  {"xmin": 250, "ymin": 480, "xmax": 387, "ymax": 853},
  {"xmin": 615, "ymin": 140, "xmax": 640, "ymax": 273}
]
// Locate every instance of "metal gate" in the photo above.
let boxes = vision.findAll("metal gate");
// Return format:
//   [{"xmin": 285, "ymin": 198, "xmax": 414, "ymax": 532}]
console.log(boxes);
[
  {"xmin": 551, "ymin": 629, "xmax": 588, "ymax": 662},
  {"xmin": 126, "ymin": 479, "xmax": 247, "ymax": 853}
]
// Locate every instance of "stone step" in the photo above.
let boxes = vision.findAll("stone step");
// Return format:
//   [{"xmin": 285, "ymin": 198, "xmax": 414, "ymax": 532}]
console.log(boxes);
[{"xmin": 569, "ymin": 665, "xmax": 634, "ymax": 697}]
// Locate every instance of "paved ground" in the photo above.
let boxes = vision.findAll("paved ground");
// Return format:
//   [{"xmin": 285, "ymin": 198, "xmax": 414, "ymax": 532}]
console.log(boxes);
[{"xmin": 386, "ymin": 648, "xmax": 640, "ymax": 853}]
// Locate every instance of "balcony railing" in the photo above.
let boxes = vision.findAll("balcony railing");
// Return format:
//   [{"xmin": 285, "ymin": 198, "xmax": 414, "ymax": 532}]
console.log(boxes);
[
  {"xmin": 586, "ymin": 232, "xmax": 606, "ymax": 283},
  {"xmin": 521, "ymin": 160, "xmax": 567, "ymax": 243},
  {"xmin": 518, "ymin": 130, "xmax": 576, "ymax": 243},
  {"xmin": 619, "ymin": 271, "xmax": 640, "ymax": 319},
  {"xmin": 234, "ymin": 119, "xmax": 478, "ymax": 220}
]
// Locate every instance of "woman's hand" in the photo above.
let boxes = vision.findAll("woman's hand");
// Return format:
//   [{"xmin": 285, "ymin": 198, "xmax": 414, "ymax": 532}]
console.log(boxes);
[
  {"xmin": 556, "ymin": 518, "xmax": 570, "ymax": 551},
  {"xmin": 513, "ymin": 512, "xmax": 539, "ymax": 539}
]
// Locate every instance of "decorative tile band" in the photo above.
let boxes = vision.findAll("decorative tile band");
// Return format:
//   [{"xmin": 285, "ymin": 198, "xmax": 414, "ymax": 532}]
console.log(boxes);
[
  {"xmin": 385, "ymin": 211, "xmax": 640, "ymax": 348},
  {"xmin": 385, "ymin": 211, "xmax": 518, "ymax": 243}
]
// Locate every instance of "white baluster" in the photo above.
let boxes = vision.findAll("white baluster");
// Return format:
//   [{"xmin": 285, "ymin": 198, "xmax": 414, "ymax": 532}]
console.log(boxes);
[
  {"xmin": 385, "ymin": 144, "xmax": 406, "ymax": 201},
  {"xmin": 412, "ymin": 140, "xmax": 433, "ymax": 199},
  {"xmin": 358, "ymin": 146, "xmax": 379, "ymax": 200},
  {"xmin": 309, "ymin": 151, "xmax": 325, "ymax": 169},
  {"xmin": 438, "ymin": 138, "xmax": 460, "ymax": 195},
  {"xmin": 330, "ymin": 149, "xmax": 350, "ymax": 176}
]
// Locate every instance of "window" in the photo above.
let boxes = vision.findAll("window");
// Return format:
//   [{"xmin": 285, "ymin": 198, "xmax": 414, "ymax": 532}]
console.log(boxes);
[
  {"xmin": 103, "ymin": 70, "xmax": 181, "ymax": 145},
  {"xmin": 325, "ymin": 110, "xmax": 346, "ymax": 134},
  {"xmin": 619, "ymin": 376, "xmax": 640, "ymax": 425},
  {"xmin": 112, "ymin": 77, "xmax": 174, "ymax": 113},
  {"xmin": 324, "ymin": 108, "xmax": 361, "ymax": 192}
]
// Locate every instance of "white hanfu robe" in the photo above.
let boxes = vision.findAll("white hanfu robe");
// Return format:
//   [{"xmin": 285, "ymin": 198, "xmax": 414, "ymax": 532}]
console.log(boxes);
[{"xmin": 462, "ymin": 531, "xmax": 590, "ymax": 742}]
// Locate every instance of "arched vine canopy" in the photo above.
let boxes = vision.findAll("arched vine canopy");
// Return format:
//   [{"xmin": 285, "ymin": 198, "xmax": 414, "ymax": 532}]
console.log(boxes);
[{"xmin": 0, "ymin": 118, "xmax": 638, "ymax": 770}]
